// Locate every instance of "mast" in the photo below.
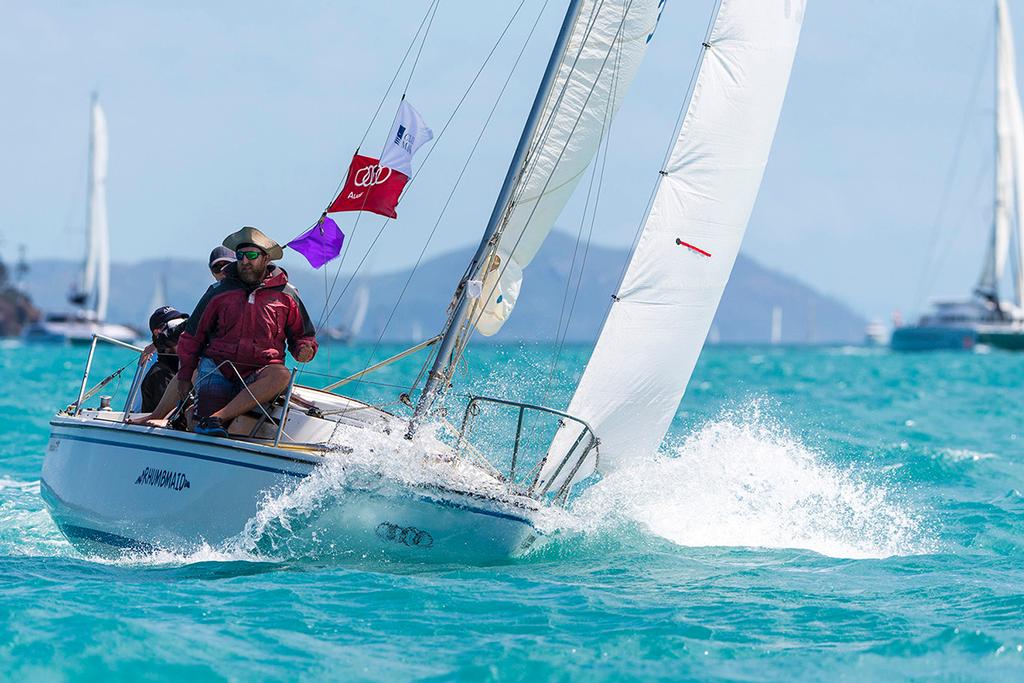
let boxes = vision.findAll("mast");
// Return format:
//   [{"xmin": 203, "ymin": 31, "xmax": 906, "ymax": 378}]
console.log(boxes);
[
  {"xmin": 411, "ymin": 0, "xmax": 584, "ymax": 425},
  {"xmin": 988, "ymin": 0, "xmax": 1005, "ymax": 301}
]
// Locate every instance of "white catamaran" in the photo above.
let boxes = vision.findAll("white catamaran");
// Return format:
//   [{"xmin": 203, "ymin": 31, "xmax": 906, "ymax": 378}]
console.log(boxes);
[
  {"xmin": 41, "ymin": 0, "xmax": 805, "ymax": 562},
  {"xmin": 25, "ymin": 95, "xmax": 136, "ymax": 345},
  {"xmin": 893, "ymin": 0, "xmax": 1024, "ymax": 351}
]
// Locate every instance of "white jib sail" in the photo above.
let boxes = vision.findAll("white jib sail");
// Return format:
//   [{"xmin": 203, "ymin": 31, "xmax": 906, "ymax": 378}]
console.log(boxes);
[
  {"xmin": 88, "ymin": 99, "xmax": 111, "ymax": 321},
  {"xmin": 472, "ymin": 0, "xmax": 660, "ymax": 335},
  {"xmin": 539, "ymin": 0, "xmax": 806, "ymax": 493}
]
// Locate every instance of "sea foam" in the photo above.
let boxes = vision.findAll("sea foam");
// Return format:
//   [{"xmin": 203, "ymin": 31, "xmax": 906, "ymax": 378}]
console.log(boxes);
[{"xmin": 568, "ymin": 404, "xmax": 932, "ymax": 559}]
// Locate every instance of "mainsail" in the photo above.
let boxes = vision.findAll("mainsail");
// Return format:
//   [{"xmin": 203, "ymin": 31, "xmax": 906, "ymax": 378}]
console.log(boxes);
[
  {"xmin": 979, "ymin": 0, "xmax": 1024, "ymax": 305},
  {"xmin": 77, "ymin": 97, "xmax": 111, "ymax": 322},
  {"xmin": 471, "ymin": 0, "xmax": 661, "ymax": 335},
  {"xmin": 538, "ymin": 0, "xmax": 806, "ymax": 492}
]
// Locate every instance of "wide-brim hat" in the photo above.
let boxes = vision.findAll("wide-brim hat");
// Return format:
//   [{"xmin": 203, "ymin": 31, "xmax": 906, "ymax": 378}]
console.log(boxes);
[{"xmin": 222, "ymin": 226, "xmax": 284, "ymax": 261}]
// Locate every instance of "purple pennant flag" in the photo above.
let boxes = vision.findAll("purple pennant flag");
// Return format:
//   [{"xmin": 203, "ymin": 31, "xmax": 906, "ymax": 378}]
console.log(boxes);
[{"xmin": 287, "ymin": 216, "xmax": 345, "ymax": 269}]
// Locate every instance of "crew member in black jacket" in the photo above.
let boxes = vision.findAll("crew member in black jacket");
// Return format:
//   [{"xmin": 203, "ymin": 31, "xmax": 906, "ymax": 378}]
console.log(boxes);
[{"xmin": 140, "ymin": 306, "xmax": 189, "ymax": 412}]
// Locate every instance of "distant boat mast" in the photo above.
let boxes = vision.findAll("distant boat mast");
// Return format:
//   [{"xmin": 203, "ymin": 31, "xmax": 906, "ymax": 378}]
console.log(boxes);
[{"xmin": 771, "ymin": 305, "xmax": 783, "ymax": 345}]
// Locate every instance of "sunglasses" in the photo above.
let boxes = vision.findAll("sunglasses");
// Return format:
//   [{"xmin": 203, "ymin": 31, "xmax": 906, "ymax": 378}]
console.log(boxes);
[
  {"xmin": 210, "ymin": 261, "xmax": 229, "ymax": 274},
  {"xmin": 235, "ymin": 250, "xmax": 264, "ymax": 261}
]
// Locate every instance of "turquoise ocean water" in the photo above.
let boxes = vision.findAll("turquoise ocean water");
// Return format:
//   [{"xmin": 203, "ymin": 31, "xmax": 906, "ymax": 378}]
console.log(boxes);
[{"xmin": 1, "ymin": 340, "xmax": 1023, "ymax": 680}]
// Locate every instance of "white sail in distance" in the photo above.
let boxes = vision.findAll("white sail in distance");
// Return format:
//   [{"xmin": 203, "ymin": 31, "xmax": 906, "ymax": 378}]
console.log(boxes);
[
  {"xmin": 148, "ymin": 273, "xmax": 168, "ymax": 313},
  {"xmin": 471, "ymin": 0, "xmax": 661, "ymax": 335},
  {"xmin": 539, "ymin": 0, "xmax": 806, "ymax": 493},
  {"xmin": 83, "ymin": 98, "xmax": 111, "ymax": 322},
  {"xmin": 349, "ymin": 284, "xmax": 370, "ymax": 338}
]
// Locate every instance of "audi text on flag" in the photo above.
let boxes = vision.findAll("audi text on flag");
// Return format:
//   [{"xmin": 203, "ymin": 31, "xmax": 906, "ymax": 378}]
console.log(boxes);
[{"xmin": 327, "ymin": 153, "xmax": 408, "ymax": 219}]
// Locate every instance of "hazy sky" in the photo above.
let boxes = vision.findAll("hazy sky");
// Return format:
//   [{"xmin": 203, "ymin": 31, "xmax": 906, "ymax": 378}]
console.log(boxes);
[{"xmin": 0, "ymin": 1, "xmax": 1011, "ymax": 320}]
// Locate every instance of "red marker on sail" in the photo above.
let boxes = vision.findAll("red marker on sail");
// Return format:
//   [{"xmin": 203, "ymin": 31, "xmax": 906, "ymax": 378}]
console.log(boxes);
[{"xmin": 676, "ymin": 238, "xmax": 711, "ymax": 257}]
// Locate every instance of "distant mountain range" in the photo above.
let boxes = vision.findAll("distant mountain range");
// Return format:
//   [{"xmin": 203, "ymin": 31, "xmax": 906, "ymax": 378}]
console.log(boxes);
[{"xmin": 20, "ymin": 232, "xmax": 866, "ymax": 343}]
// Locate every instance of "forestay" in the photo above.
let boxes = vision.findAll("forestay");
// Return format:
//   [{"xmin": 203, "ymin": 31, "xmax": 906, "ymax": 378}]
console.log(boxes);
[
  {"xmin": 472, "ymin": 0, "xmax": 661, "ymax": 335},
  {"xmin": 538, "ymin": 0, "xmax": 806, "ymax": 493}
]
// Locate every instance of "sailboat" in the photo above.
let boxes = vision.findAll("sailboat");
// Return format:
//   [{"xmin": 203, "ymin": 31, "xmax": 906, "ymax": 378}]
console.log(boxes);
[
  {"xmin": 323, "ymin": 283, "xmax": 370, "ymax": 344},
  {"xmin": 24, "ymin": 95, "xmax": 136, "ymax": 345},
  {"xmin": 893, "ymin": 0, "xmax": 1024, "ymax": 352},
  {"xmin": 148, "ymin": 272, "xmax": 168, "ymax": 314},
  {"xmin": 40, "ymin": 0, "xmax": 805, "ymax": 561}
]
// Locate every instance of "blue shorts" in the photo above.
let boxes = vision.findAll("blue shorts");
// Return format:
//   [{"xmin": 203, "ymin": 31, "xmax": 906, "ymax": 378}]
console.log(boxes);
[{"xmin": 194, "ymin": 357, "xmax": 260, "ymax": 418}]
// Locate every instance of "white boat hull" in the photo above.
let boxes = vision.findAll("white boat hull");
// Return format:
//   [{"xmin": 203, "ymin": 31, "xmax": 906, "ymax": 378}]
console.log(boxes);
[
  {"xmin": 25, "ymin": 319, "xmax": 137, "ymax": 345},
  {"xmin": 42, "ymin": 417, "xmax": 544, "ymax": 563}
]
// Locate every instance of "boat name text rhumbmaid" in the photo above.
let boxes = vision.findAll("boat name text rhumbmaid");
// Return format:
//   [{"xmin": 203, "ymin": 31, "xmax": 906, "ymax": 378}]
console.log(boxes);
[{"xmin": 134, "ymin": 467, "xmax": 191, "ymax": 492}]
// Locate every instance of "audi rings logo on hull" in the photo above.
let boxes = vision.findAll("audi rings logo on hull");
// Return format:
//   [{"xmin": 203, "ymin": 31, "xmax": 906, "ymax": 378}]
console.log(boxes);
[
  {"xmin": 353, "ymin": 164, "xmax": 393, "ymax": 188},
  {"xmin": 375, "ymin": 522, "xmax": 433, "ymax": 548}
]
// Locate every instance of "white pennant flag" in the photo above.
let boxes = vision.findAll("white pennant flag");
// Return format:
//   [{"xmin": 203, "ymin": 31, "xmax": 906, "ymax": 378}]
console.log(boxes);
[{"xmin": 379, "ymin": 100, "xmax": 433, "ymax": 176}]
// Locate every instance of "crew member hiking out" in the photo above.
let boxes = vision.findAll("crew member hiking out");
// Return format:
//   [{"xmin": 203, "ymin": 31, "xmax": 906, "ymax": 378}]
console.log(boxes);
[{"xmin": 176, "ymin": 227, "xmax": 318, "ymax": 437}]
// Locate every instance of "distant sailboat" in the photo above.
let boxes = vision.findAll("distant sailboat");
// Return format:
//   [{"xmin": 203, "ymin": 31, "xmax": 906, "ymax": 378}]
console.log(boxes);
[
  {"xmin": 24, "ymin": 95, "xmax": 135, "ymax": 344},
  {"xmin": 323, "ymin": 283, "xmax": 370, "ymax": 344},
  {"xmin": 770, "ymin": 305, "xmax": 783, "ymax": 345},
  {"xmin": 708, "ymin": 324, "xmax": 721, "ymax": 345},
  {"xmin": 893, "ymin": 0, "xmax": 1024, "ymax": 351},
  {"xmin": 147, "ymin": 273, "xmax": 168, "ymax": 314}
]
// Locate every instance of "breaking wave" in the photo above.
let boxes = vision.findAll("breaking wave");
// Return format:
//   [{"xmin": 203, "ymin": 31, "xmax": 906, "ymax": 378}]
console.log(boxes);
[{"xmin": 567, "ymin": 404, "xmax": 933, "ymax": 559}]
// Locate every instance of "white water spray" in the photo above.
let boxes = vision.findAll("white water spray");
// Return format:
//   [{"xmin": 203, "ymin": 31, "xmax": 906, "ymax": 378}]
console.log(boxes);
[{"xmin": 569, "ymin": 405, "xmax": 932, "ymax": 559}]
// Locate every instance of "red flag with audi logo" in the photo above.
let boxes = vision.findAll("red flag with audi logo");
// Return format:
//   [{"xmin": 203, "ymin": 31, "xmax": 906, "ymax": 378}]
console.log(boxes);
[
  {"xmin": 327, "ymin": 153, "xmax": 408, "ymax": 219},
  {"xmin": 327, "ymin": 101, "xmax": 433, "ymax": 219}
]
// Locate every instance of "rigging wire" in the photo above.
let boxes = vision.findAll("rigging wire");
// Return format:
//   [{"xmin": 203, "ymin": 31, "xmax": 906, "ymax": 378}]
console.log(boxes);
[
  {"xmin": 404, "ymin": 0, "xmax": 442, "ymax": 95},
  {"xmin": 313, "ymin": 0, "xmax": 543, "ymax": 350},
  {"xmin": 540, "ymin": 6, "xmax": 625, "ymax": 409},
  {"xmin": 357, "ymin": 1, "xmax": 439, "ymax": 154},
  {"xmin": 355, "ymin": 0, "xmax": 555, "ymax": 394},
  {"xmin": 313, "ymin": 1, "xmax": 443, "ymax": 339},
  {"xmin": 309, "ymin": 0, "xmax": 549, "ymax": 403},
  {"xmin": 447, "ymin": 0, "xmax": 611, "ymax": 365},
  {"xmin": 410, "ymin": 0, "xmax": 611, "ymax": 395},
  {"xmin": 460, "ymin": 0, "xmax": 634, "ymax": 351},
  {"xmin": 312, "ymin": 0, "xmax": 440, "ymax": 340},
  {"xmin": 919, "ymin": 155, "xmax": 992, "ymax": 302},
  {"xmin": 503, "ymin": 0, "xmax": 608, "ymax": 215},
  {"xmin": 911, "ymin": 21, "xmax": 993, "ymax": 312},
  {"xmin": 423, "ymin": 0, "xmax": 610, "ymax": 404}
]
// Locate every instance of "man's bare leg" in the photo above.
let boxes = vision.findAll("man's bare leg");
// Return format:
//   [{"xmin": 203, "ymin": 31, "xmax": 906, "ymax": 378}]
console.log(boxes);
[{"xmin": 210, "ymin": 365, "xmax": 291, "ymax": 423}]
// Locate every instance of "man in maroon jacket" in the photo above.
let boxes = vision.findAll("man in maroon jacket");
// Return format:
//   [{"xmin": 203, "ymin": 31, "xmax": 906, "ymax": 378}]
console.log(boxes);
[{"xmin": 177, "ymin": 227, "xmax": 318, "ymax": 437}]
